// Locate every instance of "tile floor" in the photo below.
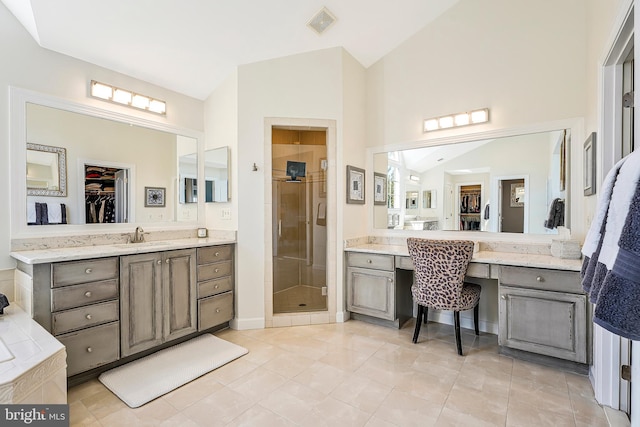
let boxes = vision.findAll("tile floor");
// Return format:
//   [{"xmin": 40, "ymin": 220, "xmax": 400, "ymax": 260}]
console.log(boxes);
[{"xmin": 68, "ymin": 320, "xmax": 626, "ymax": 426}]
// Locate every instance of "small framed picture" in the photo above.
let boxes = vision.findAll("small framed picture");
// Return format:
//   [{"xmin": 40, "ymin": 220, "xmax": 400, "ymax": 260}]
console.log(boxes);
[
  {"xmin": 373, "ymin": 172, "xmax": 387, "ymax": 205},
  {"xmin": 145, "ymin": 187, "xmax": 166, "ymax": 207},
  {"xmin": 583, "ymin": 132, "xmax": 596, "ymax": 196},
  {"xmin": 346, "ymin": 165, "xmax": 365, "ymax": 204}
]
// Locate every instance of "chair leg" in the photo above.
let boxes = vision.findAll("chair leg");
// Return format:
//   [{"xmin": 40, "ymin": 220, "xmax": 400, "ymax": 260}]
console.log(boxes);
[
  {"xmin": 474, "ymin": 303, "xmax": 480, "ymax": 336},
  {"xmin": 413, "ymin": 305, "xmax": 423, "ymax": 343},
  {"xmin": 454, "ymin": 311, "xmax": 463, "ymax": 356},
  {"xmin": 424, "ymin": 305, "xmax": 428, "ymax": 324}
]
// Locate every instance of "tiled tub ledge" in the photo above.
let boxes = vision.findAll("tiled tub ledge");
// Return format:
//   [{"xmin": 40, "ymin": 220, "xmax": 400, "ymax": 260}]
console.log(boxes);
[{"xmin": 0, "ymin": 306, "xmax": 66, "ymax": 404}]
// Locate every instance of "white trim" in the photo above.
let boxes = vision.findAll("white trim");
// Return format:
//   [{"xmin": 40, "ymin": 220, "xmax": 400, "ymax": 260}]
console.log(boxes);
[
  {"xmin": 229, "ymin": 317, "xmax": 265, "ymax": 331},
  {"xmin": 593, "ymin": 0, "xmax": 634, "ymax": 412}
]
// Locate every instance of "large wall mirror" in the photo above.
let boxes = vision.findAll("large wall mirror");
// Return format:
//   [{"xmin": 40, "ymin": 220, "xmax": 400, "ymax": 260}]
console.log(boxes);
[
  {"xmin": 10, "ymin": 88, "xmax": 204, "ymax": 236},
  {"xmin": 373, "ymin": 128, "xmax": 571, "ymax": 235}
]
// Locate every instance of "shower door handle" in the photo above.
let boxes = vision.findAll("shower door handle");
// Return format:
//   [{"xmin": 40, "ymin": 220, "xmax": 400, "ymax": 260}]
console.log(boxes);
[{"xmin": 278, "ymin": 220, "xmax": 282, "ymax": 237}]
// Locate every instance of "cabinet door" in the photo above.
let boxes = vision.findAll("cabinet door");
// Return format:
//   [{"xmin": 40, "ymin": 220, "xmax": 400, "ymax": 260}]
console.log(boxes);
[
  {"xmin": 163, "ymin": 249, "xmax": 197, "ymax": 342},
  {"xmin": 120, "ymin": 253, "xmax": 163, "ymax": 357},
  {"xmin": 347, "ymin": 267, "xmax": 395, "ymax": 320},
  {"xmin": 499, "ymin": 285, "xmax": 587, "ymax": 363}
]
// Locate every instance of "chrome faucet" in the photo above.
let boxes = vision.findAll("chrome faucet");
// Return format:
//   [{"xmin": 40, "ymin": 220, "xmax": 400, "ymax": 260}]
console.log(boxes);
[{"xmin": 131, "ymin": 226, "xmax": 146, "ymax": 243}]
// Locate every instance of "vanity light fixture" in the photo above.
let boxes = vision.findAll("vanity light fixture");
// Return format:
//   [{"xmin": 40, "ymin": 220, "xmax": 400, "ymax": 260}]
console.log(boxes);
[
  {"xmin": 90, "ymin": 80, "xmax": 166, "ymax": 115},
  {"xmin": 423, "ymin": 108, "xmax": 489, "ymax": 132}
]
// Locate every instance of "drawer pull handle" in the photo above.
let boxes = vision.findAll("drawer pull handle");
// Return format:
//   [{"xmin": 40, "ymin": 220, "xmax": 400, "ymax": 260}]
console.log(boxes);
[
  {"xmin": 536, "ymin": 276, "xmax": 543, "ymax": 282},
  {"xmin": 214, "ymin": 285, "xmax": 219, "ymax": 289},
  {"xmin": 85, "ymin": 268, "xmax": 92, "ymax": 274},
  {"xmin": 86, "ymin": 314, "xmax": 92, "ymax": 320},
  {"xmin": 166, "ymin": 259, "xmax": 170, "ymax": 264},
  {"xmin": 86, "ymin": 347, "xmax": 93, "ymax": 353},
  {"xmin": 216, "ymin": 308, "xmax": 221, "ymax": 313},
  {"xmin": 84, "ymin": 291, "xmax": 92, "ymax": 298},
  {"xmin": 157, "ymin": 260, "xmax": 162, "ymax": 265},
  {"xmin": 501, "ymin": 295, "xmax": 506, "ymax": 300},
  {"xmin": 215, "ymin": 252, "xmax": 220, "ymax": 257},
  {"xmin": 367, "ymin": 259, "xmax": 372, "ymax": 264},
  {"xmin": 388, "ymin": 278, "xmax": 393, "ymax": 283},
  {"xmin": 215, "ymin": 268, "xmax": 219, "ymax": 273}
]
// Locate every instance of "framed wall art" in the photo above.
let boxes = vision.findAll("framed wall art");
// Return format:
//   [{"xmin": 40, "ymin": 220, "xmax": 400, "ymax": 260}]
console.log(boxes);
[
  {"xmin": 346, "ymin": 165, "xmax": 365, "ymax": 204},
  {"xmin": 373, "ymin": 172, "xmax": 387, "ymax": 205},
  {"xmin": 145, "ymin": 186, "xmax": 166, "ymax": 207}
]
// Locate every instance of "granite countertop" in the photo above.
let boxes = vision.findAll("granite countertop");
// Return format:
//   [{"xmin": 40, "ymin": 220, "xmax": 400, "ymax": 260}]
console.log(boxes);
[
  {"xmin": 345, "ymin": 243, "xmax": 583, "ymax": 272},
  {"xmin": 10, "ymin": 237, "xmax": 236, "ymax": 265}
]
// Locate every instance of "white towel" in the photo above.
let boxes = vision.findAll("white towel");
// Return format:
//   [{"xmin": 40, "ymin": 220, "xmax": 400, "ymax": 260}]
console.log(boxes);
[
  {"xmin": 27, "ymin": 202, "xmax": 36, "ymax": 223},
  {"xmin": 598, "ymin": 150, "xmax": 640, "ymax": 270},
  {"xmin": 47, "ymin": 203, "xmax": 62, "ymax": 224},
  {"xmin": 582, "ymin": 157, "xmax": 627, "ymax": 258}
]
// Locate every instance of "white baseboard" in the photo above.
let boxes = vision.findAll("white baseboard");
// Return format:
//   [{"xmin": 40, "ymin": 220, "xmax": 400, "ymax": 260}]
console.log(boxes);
[
  {"xmin": 229, "ymin": 317, "xmax": 265, "ymax": 331},
  {"xmin": 336, "ymin": 311, "xmax": 349, "ymax": 323}
]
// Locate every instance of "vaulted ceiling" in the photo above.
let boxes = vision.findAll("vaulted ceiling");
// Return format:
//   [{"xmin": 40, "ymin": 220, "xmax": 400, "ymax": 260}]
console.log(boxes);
[{"xmin": 2, "ymin": 0, "xmax": 459, "ymax": 99}]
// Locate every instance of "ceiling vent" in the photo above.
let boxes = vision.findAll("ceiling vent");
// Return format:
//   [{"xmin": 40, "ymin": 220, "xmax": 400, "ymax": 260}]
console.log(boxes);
[{"xmin": 307, "ymin": 7, "xmax": 337, "ymax": 35}]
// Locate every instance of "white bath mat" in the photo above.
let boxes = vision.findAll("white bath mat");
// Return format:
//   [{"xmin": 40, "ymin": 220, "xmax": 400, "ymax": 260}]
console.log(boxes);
[{"xmin": 98, "ymin": 334, "xmax": 248, "ymax": 408}]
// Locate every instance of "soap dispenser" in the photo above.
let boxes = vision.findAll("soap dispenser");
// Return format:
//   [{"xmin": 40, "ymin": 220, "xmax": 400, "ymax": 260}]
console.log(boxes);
[{"xmin": 0, "ymin": 294, "xmax": 9, "ymax": 314}]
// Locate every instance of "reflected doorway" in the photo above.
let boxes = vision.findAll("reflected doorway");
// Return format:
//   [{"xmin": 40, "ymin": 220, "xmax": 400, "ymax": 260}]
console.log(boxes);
[
  {"xmin": 272, "ymin": 128, "xmax": 327, "ymax": 314},
  {"xmin": 499, "ymin": 178, "xmax": 525, "ymax": 233}
]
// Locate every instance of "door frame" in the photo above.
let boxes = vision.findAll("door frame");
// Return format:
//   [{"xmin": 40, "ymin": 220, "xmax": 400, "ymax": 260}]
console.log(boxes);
[
  {"xmin": 594, "ymin": 0, "xmax": 634, "ymax": 415},
  {"xmin": 491, "ymin": 175, "xmax": 529, "ymax": 233},
  {"xmin": 263, "ymin": 118, "xmax": 338, "ymax": 327}
]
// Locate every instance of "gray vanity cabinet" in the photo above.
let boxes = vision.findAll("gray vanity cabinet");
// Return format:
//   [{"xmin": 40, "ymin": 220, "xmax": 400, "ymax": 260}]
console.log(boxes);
[
  {"xmin": 50, "ymin": 257, "xmax": 120, "ymax": 376},
  {"xmin": 196, "ymin": 245, "xmax": 234, "ymax": 330},
  {"xmin": 346, "ymin": 252, "xmax": 396, "ymax": 321},
  {"xmin": 498, "ymin": 266, "xmax": 588, "ymax": 363},
  {"xmin": 120, "ymin": 249, "xmax": 197, "ymax": 357}
]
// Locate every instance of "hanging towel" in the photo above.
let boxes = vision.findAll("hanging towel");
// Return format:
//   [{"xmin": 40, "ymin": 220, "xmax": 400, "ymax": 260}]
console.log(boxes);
[
  {"xmin": 48, "ymin": 203, "xmax": 62, "ymax": 224},
  {"xmin": 581, "ymin": 157, "xmax": 626, "ymax": 299},
  {"xmin": 592, "ymin": 178, "xmax": 640, "ymax": 340},
  {"xmin": 543, "ymin": 198, "xmax": 565, "ymax": 229},
  {"xmin": 581, "ymin": 148, "xmax": 640, "ymax": 340},
  {"xmin": 27, "ymin": 202, "xmax": 37, "ymax": 224}
]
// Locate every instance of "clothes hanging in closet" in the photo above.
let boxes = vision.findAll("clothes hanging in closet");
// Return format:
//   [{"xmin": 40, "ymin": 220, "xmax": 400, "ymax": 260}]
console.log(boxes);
[{"xmin": 86, "ymin": 194, "xmax": 116, "ymax": 223}]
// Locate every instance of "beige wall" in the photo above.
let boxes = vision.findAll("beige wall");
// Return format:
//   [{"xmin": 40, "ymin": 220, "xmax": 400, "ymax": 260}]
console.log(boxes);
[{"xmin": 0, "ymin": 3, "xmax": 204, "ymax": 269}]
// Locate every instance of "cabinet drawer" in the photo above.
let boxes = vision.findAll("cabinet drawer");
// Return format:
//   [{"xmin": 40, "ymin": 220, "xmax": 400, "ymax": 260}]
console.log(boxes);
[
  {"xmin": 198, "ymin": 292, "xmax": 233, "ymax": 331},
  {"xmin": 52, "ymin": 257, "xmax": 118, "ymax": 287},
  {"xmin": 51, "ymin": 279, "xmax": 119, "ymax": 312},
  {"xmin": 52, "ymin": 300, "xmax": 119, "ymax": 335},
  {"xmin": 499, "ymin": 266, "xmax": 582, "ymax": 293},
  {"xmin": 467, "ymin": 263, "xmax": 490, "ymax": 279},
  {"xmin": 198, "ymin": 245, "xmax": 233, "ymax": 264},
  {"xmin": 58, "ymin": 322, "xmax": 119, "ymax": 377},
  {"xmin": 347, "ymin": 252, "xmax": 394, "ymax": 271},
  {"xmin": 198, "ymin": 260, "xmax": 232, "ymax": 282},
  {"xmin": 198, "ymin": 276, "xmax": 233, "ymax": 299}
]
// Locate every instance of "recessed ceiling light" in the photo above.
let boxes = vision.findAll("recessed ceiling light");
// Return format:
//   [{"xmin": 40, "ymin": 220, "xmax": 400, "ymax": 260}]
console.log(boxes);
[{"xmin": 308, "ymin": 7, "xmax": 337, "ymax": 35}]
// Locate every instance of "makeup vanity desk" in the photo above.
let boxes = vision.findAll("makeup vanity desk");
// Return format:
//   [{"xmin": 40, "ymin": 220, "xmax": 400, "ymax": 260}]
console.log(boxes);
[{"xmin": 344, "ymin": 243, "xmax": 588, "ymax": 366}]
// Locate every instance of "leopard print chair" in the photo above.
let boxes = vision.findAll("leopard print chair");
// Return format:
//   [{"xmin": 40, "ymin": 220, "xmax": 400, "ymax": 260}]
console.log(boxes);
[{"xmin": 407, "ymin": 238, "xmax": 481, "ymax": 356}]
